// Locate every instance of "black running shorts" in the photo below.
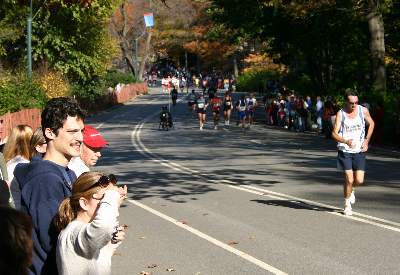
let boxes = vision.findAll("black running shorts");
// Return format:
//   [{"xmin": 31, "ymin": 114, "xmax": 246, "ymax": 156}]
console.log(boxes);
[{"xmin": 337, "ymin": 151, "xmax": 366, "ymax": 171}]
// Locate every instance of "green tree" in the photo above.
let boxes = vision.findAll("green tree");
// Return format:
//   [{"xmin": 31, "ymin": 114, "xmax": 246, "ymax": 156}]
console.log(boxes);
[
  {"xmin": 210, "ymin": 0, "xmax": 392, "ymax": 95},
  {"xmin": 0, "ymin": 0, "xmax": 120, "ymax": 82}
]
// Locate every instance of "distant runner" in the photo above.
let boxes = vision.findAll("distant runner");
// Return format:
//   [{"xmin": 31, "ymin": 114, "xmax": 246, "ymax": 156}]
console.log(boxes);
[
  {"xmin": 187, "ymin": 90, "xmax": 197, "ymax": 112},
  {"xmin": 332, "ymin": 89, "xmax": 374, "ymax": 216},
  {"xmin": 223, "ymin": 91, "xmax": 233, "ymax": 126},
  {"xmin": 195, "ymin": 93, "xmax": 208, "ymax": 131},
  {"xmin": 236, "ymin": 95, "xmax": 247, "ymax": 128},
  {"xmin": 246, "ymin": 93, "xmax": 257, "ymax": 127},
  {"xmin": 171, "ymin": 86, "xmax": 178, "ymax": 106},
  {"xmin": 210, "ymin": 95, "xmax": 222, "ymax": 129},
  {"xmin": 161, "ymin": 76, "xmax": 168, "ymax": 93}
]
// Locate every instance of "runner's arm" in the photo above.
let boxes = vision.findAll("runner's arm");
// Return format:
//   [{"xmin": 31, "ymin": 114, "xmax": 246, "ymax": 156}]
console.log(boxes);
[
  {"xmin": 363, "ymin": 107, "xmax": 375, "ymax": 143},
  {"xmin": 360, "ymin": 107, "xmax": 375, "ymax": 151},
  {"xmin": 331, "ymin": 111, "xmax": 350, "ymax": 145}
]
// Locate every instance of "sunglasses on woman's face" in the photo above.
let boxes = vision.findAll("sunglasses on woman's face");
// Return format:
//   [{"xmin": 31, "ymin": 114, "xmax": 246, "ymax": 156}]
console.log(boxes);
[
  {"xmin": 94, "ymin": 174, "xmax": 117, "ymax": 188},
  {"xmin": 90, "ymin": 174, "xmax": 118, "ymax": 200}
]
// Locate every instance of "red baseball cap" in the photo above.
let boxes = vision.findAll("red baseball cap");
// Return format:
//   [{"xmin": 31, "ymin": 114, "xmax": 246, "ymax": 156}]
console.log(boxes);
[{"xmin": 83, "ymin": 125, "xmax": 108, "ymax": 148}]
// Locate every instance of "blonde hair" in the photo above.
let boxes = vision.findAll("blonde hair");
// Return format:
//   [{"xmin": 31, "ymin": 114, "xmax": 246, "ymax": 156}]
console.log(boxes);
[
  {"xmin": 54, "ymin": 172, "xmax": 106, "ymax": 231},
  {"xmin": 29, "ymin": 127, "xmax": 46, "ymax": 160},
  {"xmin": 3, "ymin": 125, "xmax": 33, "ymax": 162}
]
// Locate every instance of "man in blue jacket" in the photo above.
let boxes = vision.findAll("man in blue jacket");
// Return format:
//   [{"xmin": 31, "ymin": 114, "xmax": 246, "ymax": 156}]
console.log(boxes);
[{"xmin": 16, "ymin": 97, "xmax": 85, "ymax": 275}]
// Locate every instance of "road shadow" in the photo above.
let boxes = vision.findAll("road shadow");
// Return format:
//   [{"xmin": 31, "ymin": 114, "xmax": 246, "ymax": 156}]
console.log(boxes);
[{"xmin": 250, "ymin": 199, "xmax": 340, "ymax": 213}]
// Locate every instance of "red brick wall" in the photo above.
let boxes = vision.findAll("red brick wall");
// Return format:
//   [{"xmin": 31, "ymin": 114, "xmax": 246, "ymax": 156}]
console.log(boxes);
[
  {"xmin": 114, "ymin": 82, "xmax": 148, "ymax": 103},
  {"xmin": 0, "ymin": 83, "xmax": 148, "ymax": 140}
]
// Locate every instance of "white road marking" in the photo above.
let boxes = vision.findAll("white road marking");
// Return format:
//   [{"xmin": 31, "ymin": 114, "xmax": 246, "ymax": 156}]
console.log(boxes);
[
  {"xmin": 229, "ymin": 185, "xmax": 288, "ymax": 201},
  {"xmin": 128, "ymin": 199, "xmax": 288, "ymax": 275},
  {"xmin": 243, "ymin": 185, "xmax": 400, "ymax": 228},
  {"xmin": 229, "ymin": 185, "xmax": 400, "ymax": 233}
]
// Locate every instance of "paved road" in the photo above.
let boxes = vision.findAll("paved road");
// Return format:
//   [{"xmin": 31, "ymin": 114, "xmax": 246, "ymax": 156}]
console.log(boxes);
[{"xmin": 88, "ymin": 89, "xmax": 400, "ymax": 275}]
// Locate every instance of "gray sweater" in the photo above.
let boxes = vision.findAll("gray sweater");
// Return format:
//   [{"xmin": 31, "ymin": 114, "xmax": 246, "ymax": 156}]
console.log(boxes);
[{"xmin": 56, "ymin": 190, "xmax": 121, "ymax": 275}]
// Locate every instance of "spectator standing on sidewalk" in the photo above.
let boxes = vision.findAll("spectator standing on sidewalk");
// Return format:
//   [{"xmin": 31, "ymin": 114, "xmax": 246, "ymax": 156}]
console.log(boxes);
[
  {"xmin": 55, "ymin": 172, "xmax": 127, "ymax": 275},
  {"xmin": 316, "ymin": 96, "xmax": 323, "ymax": 132},
  {"xmin": 3, "ymin": 125, "xmax": 33, "ymax": 183},
  {"xmin": 322, "ymin": 98, "xmax": 337, "ymax": 138},
  {"xmin": 0, "ymin": 152, "xmax": 8, "ymax": 184},
  {"xmin": 0, "ymin": 119, "xmax": 7, "ymax": 152},
  {"xmin": 0, "ymin": 206, "xmax": 33, "ymax": 275},
  {"xmin": 0, "ymin": 152, "xmax": 11, "ymax": 206},
  {"xmin": 332, "ymin": 89, "xmax": 375, "ymax": 216},
  {"xmin": 305, "ymin": 96, "xmax": 313, "ymax": 130},
  {"xmin": 29, "ymin": 127, "xmax": 47, "ymax": 160},
  {"xmin": 10, "ymin": 127, "xmax": 47, "ymax": 210},
  {"xmin": 15, "ymin": 97, "xmax": 85, "ymax": 275},
  {"xmin": 68, "ymin": 125, "xmax": 108, "ymax": 177}
]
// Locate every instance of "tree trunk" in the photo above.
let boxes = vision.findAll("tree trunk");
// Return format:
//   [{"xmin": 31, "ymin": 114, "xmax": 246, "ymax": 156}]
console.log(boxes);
[
  {"xmin": 367, "ymin": 1, "xmax": 386, "ymax": 92},
  {"xmin": 112, "ymin": 0, "xmax": 136, "ymax": 78},
  {"xmin": 233, "ymin": 54, "xmax": 239, "ymax": 78},
  {"xmin": 120, "ymin": 40, "xmax": 135, "ymax": 76},
  {"xmin": 138, "ymin": 30, "xmax": 152, "ymax": 81}
]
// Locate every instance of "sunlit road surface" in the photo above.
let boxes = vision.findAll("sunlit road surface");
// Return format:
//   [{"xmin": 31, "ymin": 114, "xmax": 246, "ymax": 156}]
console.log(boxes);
[{"xmin": 89, "ymin": 88, "xmax": 400, "ymax": 275}]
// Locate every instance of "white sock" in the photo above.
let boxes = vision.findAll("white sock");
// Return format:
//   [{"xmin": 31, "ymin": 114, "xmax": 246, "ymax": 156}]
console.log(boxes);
[{"xmin": 345, "ymin": 198, "xmax": 351, "ymax": 206}]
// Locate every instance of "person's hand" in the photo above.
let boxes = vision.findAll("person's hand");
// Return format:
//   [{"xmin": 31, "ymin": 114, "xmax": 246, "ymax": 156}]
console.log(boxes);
[
  {"xmin": 113, "ymin": 226, "xmax": 126, "ymax": 242},
  {"xmin": 361, "ymin": 139, "xmax": 369, "ymax": 152},
  {"xmin": 108, "ymin": 185, "xmax": 127, "ymax": 206},
  {"xmin": 112, "ymin": 225, "xmax": 127, "ymax": 243},
  {"xmin": 346, "ymin": 139, "xmax": 355, "ymax": 148},
  {"xmin": 117, "ymin": 185, "xmax": 127, "ymax": 205}
]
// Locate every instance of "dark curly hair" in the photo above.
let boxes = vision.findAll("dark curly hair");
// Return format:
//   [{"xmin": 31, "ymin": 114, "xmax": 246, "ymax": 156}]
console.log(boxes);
[
  {"xmin": 41, "ymin": 97, "xmax": 86, "ymax": 138},
  {"xmin": 345, "ymin": 88, "xmax": 358, "ymax": 99},
  {"xmin": 0, "ymin": 206, "xmax": 33, "ymax": 275}
]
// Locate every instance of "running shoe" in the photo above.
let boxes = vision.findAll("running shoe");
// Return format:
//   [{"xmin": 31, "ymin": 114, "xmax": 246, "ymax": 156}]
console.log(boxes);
[
  {"xmin": 343, "ymin": 204, "xmax": 352, "ymax": 216},
  {"xmin": 214, "ymin": 125, "xmax": 218, "ymax": 130},
  {"xmin": 349, "ymin": 190, "xmax": 355, "ymax": 204},
  {"xmin": 200, "ymin": 126, "xmax": 203, "ymax": 131}
]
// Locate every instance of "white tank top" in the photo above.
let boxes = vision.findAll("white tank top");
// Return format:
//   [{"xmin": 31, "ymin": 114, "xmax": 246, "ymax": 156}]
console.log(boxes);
[{"xmin": 337, "ymin": 105, "xmax": 365, "ymax": 153}]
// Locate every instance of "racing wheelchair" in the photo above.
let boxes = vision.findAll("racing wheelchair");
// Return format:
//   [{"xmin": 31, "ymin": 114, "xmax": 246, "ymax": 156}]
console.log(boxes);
[{"xmin": 159, "ymin": 106, "xmax": 173, "ymax": 131}]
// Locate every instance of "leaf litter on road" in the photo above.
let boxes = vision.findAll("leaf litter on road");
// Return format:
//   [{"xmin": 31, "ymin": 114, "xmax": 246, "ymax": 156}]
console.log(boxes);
[{"xmin": 228, "ymin": 240, "xmax": 239, "ymax": 246}]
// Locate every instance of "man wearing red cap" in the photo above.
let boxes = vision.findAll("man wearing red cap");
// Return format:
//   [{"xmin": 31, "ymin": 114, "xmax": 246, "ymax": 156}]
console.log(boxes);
[{"xmin": 68, "ymin": 125, "xmax": 108, "ymax": 177}]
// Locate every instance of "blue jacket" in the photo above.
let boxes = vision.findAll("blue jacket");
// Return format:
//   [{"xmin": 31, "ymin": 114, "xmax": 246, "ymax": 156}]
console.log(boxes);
[{"xmin": 15, "ymin": 159, "xmax": 76, "ymax": 275}]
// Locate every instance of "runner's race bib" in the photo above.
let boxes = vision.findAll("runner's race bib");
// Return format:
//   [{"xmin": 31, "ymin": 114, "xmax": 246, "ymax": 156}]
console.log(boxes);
[
  {"xmin": 226, "ymin": 101, "xmax": 231, "ymax": 106},
  {"xmin": 198, "ymin": 103, "xmax": 205, "ymax": 108}
]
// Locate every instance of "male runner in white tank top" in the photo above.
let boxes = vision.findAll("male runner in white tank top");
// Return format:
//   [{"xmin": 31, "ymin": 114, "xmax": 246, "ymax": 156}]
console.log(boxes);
[{"xmin": 332, "ymin": 89, "xmax": 374, "ymax": 216}]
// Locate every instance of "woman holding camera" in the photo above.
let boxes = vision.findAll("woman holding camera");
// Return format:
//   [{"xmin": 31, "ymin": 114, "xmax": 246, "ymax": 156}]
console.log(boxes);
[{"xmin": 55, "ymin": 172, "xmax": 127, "ymax": 275}]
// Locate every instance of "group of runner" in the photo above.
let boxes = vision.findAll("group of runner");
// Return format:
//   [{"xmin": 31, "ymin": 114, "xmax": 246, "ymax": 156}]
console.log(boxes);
[
  {"xmin": 187, "ymin": 90, "xmax": 258, "ymax": 131},
  {"xmin": 170, "ymin": 85, "xmax": 375, "ymax": 216},
  {"xmin": 161, "ymin": 75, "xmax": 187, "ymax": 93}
]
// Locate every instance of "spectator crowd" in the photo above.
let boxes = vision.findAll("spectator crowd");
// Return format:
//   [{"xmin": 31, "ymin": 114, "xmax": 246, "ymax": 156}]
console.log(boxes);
[{"xmin": 0, "ymin": 97, "xmax": 127, "ymax": 275}]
